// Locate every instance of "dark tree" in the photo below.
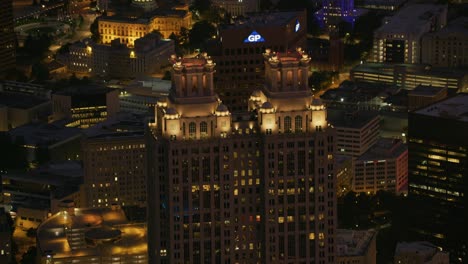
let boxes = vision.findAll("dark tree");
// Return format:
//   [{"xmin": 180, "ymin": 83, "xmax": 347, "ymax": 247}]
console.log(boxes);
[
  {"xmin": 151, "ymin": 30, "xmax": 164, "ymax": 39},
  {"xmin": 188, "ymin": 21, "xmax": 216, "ymax": 49},
  {"xmin": 57, "ymin": 43, "xmax": 71, "ymax": 54},
  {"xmin": 307, "ymin": 14, "xmax": 321, "ymax": 36},
  {"xmin": 32, "ymin": 63, "xmax": 50, "ymax": 82},
  {"xmin": 337, "ymin": 20, "xmax": 353, "ymax": 38},
  {"xmin": 26, "ymin": 228, "xmax": 37, "ymax": 238},
  {"xmin": 0, "ymin": 133, "xmax": 27, "ymax": 171},
  {"xmin": 35, "ymin": 146, "xmax": 50, "ymax": 165},
  {"xmin": 179, "ymin": 27, "xmax": 190, "ymax": 45},
  {"xmin": 275, "ymin": 0, "xmax": 321, "ymax": 36},
  {"xmin": 276, "ymin": 0, "xmax": 309, "ymax": 10},
  {"xmin": 191, "ymin": 0, "xmax": 212, "ymax": 14},
  {"xmin": 90, "ymin": 18, "xmax": 101, "ymax": 43},
  {"xmin": 259, "ymin": 0, "xmax": 273, "ymax": 10},
  {"xmin": 23, "ymin": 33, "xmax": 52, "ymax": 58},
  {"xmin": 20, "ymin": 246, "xmax": 36, "ymax": 264},
  {"xmin": 308, "ymin": 71, "xmax": 338, "ymax": 91},
  {"xmin": 162, "ymin": 70, "xmax": 172, "ymax": 80}
]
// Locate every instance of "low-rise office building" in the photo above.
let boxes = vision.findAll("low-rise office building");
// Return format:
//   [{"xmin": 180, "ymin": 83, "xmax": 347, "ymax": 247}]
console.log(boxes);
[
  {"xmin": 394, "ymin": 241, "xmax": 449, "ymax": 264},
  {"xmin": 408, "ymin": 85, "xmax": 447, "ymax": 111},
  {"xmin": 0, "ymin": 81, "xmax": 51, "ymax": 98},
  {"xmin": 321, "ymin": 82, "xmax": 392, "ymax": 111},
  {"xmin": 421, "ymin": 17, "xmax": 468, "ymax": 68},
  {"xmin": 354, "ymin": 138, "xmax": 408, "ymax": 195},
  {"xmin": 0, "ymin": 93, "xmax": 51, "ymax": 132},
  {"xmin": 337, "ymin": 229, "xmax": 377, "ymax": 264},
  {"xmin": 2, "ymin": 161, "xmax": 83, "ymax": 211},
  {"xmin": 66, "ymin": 33, "xmax": 174, "ymax": 79},
  {"xmin": 372, "ymin": 4, "xmax": 447, "ymax": 64},
  {"xmin": 8, "ymin": 120, "xmax": 83, "ymax": 163},
  {"xmin": 0, "ymin": 81, "xmax": 51, "ymax": 131},
  {"xmin": 1, "ymin": 161, "xmax": 84, "ymax": 229},
  {"xmin": 52, "ymin": 85, "xmax": 120, "ymax": 128},
  {"xmin": 328, "ymin": 109, "xmax": 381, "ymax": 157},
  {"xmin": 119, "ymin": 78, "xmax": 170, "ymax": 114}
]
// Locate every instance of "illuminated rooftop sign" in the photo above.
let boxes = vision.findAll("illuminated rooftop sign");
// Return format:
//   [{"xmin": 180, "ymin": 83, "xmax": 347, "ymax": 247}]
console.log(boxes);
[
  {"xmin": 295, "ymin": 19, "xmax": 300, "ymax": 32},
  {"xmin": 244, "ymin": 31, "xmax": 265, "ymax": 43}
]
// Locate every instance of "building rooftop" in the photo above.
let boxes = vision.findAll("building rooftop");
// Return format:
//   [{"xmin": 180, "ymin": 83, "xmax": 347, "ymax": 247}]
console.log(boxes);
[
  {"xmin": 395, "ymin": 241, "xmax": 448, "ymax": 262},
  {"xmin": 357, "ymin": 138, "xmax": 407, "ymax": 161},
  {"xmin": 335, "ymin": 155, "xmax": 353, "ymax": 167},
  {"xmin": 0, "ymin": 92, "xmax": 49, "ymax": 109},
  {"xmin": 2, "ymin": 161, "xmax": 83, "ymax": 206},
  {"xmin": 9, "ymin": 119, "xmax": 82, "ymax": 147},
  {"xmin": 0, "ymin": 81, "xmax": 50, "ymax": 99},
  {"xmin": 376, "ymin": 4, "xmax": 446, "ymax": 35},
  {"xmin": 37, "ymin": 207, "xmax": 147, "ymax": 259},
  {"xmin": 223, "ymin": 10, "xmax": 302, "ymax": 29},
  {"xmin": 336, "ymin": 229, "xmax": 377, "ymax": 257},
  {"xmin": 99, "ymin": 7, "xmax": 188, "ymax": 23},
  {"xmin": 0, "ymin": 211, "xmax": 11, "ymax": 233},
  {"xmin": 83, "ymin": 112, "xmax": 147, "ymax": 139},
  {"xmin": 352, "ymin": 63, "xmax": 467, "ymax": 78},
  {"xmin": 321, "ymin": 81, "xmax": 397, "ymax": 107},
  {"xmin": 54, "ymin": 85, "xmax": 114, "ymax": 96},
  {"xmin": 414, "ymin": 93, "xmax": 468, "ymax": 122},
  {"xmin": 328, "ymin": 109, "xmax": 380, "ymax": 129},
  {"xmin": 45, "ymin": 60, "xmax": 66, "ymax": 72},
  {"xmin": 425, "ymin": 16, "xmax": 468, "ymax": 37},
  {"xmin": 3, "ymin": 161, "xmax": 83, "ymax": 186},
  {"xmin": 409, "ymin": 85, "xmax": 447, "ymax": 97}
]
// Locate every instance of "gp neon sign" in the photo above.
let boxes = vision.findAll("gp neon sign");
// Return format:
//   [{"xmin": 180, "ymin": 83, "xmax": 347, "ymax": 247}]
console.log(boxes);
[
  {"xmin": 244, "ymin": 31, "xmax": 265, "ymax": 43},
  {"xmin": 295, "ymin": 19, "xmax": 300, "ymax": 32}
]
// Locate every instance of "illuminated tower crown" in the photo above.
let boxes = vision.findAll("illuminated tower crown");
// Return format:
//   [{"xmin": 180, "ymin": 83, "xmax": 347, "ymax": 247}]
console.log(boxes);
[
  {"xmin": 248, "ymin": 48, "xmax": 328, "ymax": 134},
  {"xmin": 169, "ymin": 53, "xmax": 217, "ymax": 105},
  {"xmin": 152, "ymin": 53, "xmax": 231, "ymax": 140},
  {"xmin": 263, "ymin": 48, "xmax": 311, "ymax": 96}
]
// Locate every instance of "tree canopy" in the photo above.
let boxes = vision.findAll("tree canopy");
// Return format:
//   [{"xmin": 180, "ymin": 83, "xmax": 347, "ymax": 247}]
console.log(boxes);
[
  {"xmin": 90, "ymin": 18, "xmax": 101, "ymax": 43},
  {"xmin": 23, "ymin": 33, "xmax": 51, "ymax": 58},
  {"xmin": 188, "ymin": 21, "xmax": 216, "ymax": 49},
  {"xmin": 0, "ymin": 133, "xmax": 28, "ymax": 171}
]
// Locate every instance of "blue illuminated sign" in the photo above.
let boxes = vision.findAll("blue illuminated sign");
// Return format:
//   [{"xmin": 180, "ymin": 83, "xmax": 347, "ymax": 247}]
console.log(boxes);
[
  {"xmin": 244, "ymin": 31, "xmax": 265, "ymax": 43},
  {"xmin": 295, "ymin": 19, "xmax": 300, "ymax": 32}
]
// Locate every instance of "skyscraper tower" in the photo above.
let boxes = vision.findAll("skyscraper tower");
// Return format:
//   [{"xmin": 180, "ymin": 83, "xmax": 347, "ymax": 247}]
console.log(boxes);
[
  {"xmin": 0, "ymin": 0, "xmax": 16, "ymax": 77},
  {"xmin": 147, "ymin": 50, "xmax": 337, "ymax": 263},
  {"xmin": 322, "ymin": 0, "xmax": 355, "ymax": 15},
  {"xmin": 408, "ymin": 94, "xmax": 468, "ymax": 261},
  {"xmin": 316, "ymin": 0, "xmax": 362, "ymax": 29}
]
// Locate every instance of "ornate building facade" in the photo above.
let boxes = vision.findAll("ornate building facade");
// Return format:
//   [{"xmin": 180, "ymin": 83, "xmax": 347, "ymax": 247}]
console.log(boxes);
[
  {"xmin": 147, "ymin": 50, "xmax": 337, "ymax": 263},
  {"xmin": 98, "ymin": 6, "xmax": 192, "ymax": 46}
]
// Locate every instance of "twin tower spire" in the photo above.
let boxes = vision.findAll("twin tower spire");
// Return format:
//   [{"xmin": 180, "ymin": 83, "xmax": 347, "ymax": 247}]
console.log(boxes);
[{"xmin": 151, "ymin": 50, "xmax": 327, "ymax": 140}]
